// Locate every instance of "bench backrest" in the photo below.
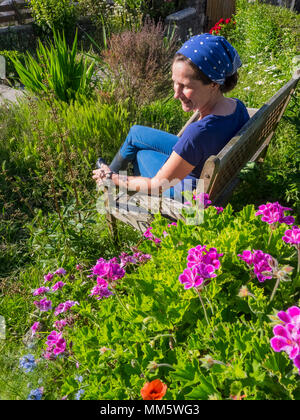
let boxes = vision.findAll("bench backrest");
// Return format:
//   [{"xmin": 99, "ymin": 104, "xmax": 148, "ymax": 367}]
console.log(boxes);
[{"xmin": 177, "ymin": 74, "xmax": 299, "ymax": 205}]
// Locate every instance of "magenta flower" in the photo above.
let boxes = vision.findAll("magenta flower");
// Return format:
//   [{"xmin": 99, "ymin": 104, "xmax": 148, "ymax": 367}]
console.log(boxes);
[
  {"xmin": 167, "ymin": 222, "xmax": 177, "ymax": 227},
  {"xmin": 44, "ymin": 272, "xmax": 54, "ymax": 283},
  {"xmin": 255, "ymin": 202, "xmax": 295, "ymax": 225},
  {"xmin": 179, "ymin": 266, "xmax": 204, "ymax": 289},
  {"xmin": 270, "ymin": 324, "xmax": 300, "ymax": 359},
  {"xmin": 270, "ymin": 306, "xmax": 300, "ymax": 373},
  {"xmin": 31, "ymin": 321, "xmax": 40, "ymax": 336},
  {"xmin": 52, "ymin": 281, "xmax": 65, "ymax": 291},
  {"xmin": 144, "ymin": 227, "xmax": 153, "ymax": 239},
  {"xmin": 282, "ymin": 226, "xmax": 300, "ymax": 248},
  {"xmin": 187, "ymin": 245, "xmax": 223, "ymax": 270},
  {"xmin": 92, "ymin": 260, "xmax": 109, "ymax": 277},
  {"xmin": 33, "ymin": 298, "xmax": 52, "ymax": 312},
  {"xmin": 238, "ymin": 249, "xmax": 273, "ymax": 283},
  {"xmin": 277, "ymin": 306, "xmax": 300, "ymax": 328},
  {"xmin": 90, "ymin": 284, "xmax": 113, "ymax": 300},
  {"xmin": 214, "ymin": 206, "xmax": 224, "ymax": 214},
  {"xmin": 105, "ymin": 263, "xmax": 125, "ymax": 282},
  {"xmin": 179, "ymin": 264, "xmax": 217, "ymax": 290},
  {"xmin": 193, "ymin": 193, "xmax": 212, "ymax": 208},
  {"xmin": 53, "ymin": 320, "xmax": 67, "ymax": 331},
  {"xmin": 54, "ymin": 268, "xmax": 67, "ymax": 276},
  {"xmin": 45, "ymin": 331, "xmax": 66, "ymax": 357},
  {"xmin": 33, "ymin": 286, "xmax": 50, "ymax": 296},
  {"xmin": 54, "ymin": 300, "xmax": 79, "ymax": 316}
]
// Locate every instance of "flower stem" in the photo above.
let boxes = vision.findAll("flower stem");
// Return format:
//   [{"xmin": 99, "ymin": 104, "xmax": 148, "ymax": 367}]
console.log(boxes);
[
  {"xmin": 114, "ymin": 287, "xmax": 131, "ymax": 316},
  {"xmin": 268, "ymin": 225, "xmax": 274, "ymax": 246},
  {"xmin": 196, "ymin": 289, "xmax": 210, "ymax": 327},
  {"xmin": 270, "ymin": 278, "xmax": 280, "ymax": 302}
]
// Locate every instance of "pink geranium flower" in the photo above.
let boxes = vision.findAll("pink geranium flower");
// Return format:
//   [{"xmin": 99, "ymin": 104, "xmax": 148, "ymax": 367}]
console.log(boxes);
[
  {"xmin": 52, "ymin": 281, "xmax": 65, "ymax": 291},
  {"xmin": 238, "ymin": 249, "xmax": 273, "ymax": 283},
  {"xmin": 270, "ymin": 306, "xmax": 300, "ymax": 374},
  {"xmin": 54, "ymin": 300, "xmax": 79, "ymax": 316},
  {"xmin": 31, "ymin": 322, "xmax": 40, "ymax": 336},
  {"xmin": 187, "ymin": 245, "xmax": 223, "ymax": 270},
  {"xmin": 54, "ymin": 268, "xmax": 67, "ymax": 276},
  {"xmin": 282, "ymin": 226, "xmax": 300, "ymax": 248},
  {"xmin": 44, "ymin": 272, "xmax": 54, "ymax": 283},
  {"xmin": 33, "ymin": 298, "xmax": 52, "ymax": 312},
  {"xmin": 255, "ymin": 202, "xmax": 295, "ymax": 225},
  {"xmin": 45, "ymin": 331, "xmax": 66, "ymax": 357},
  {"xmin": 33, "ymin": 286, "xmax": 50, "ymax": 296}
]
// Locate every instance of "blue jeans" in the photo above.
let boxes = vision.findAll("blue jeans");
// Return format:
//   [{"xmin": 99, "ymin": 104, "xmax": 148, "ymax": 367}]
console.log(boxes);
[{"xmin": 119, "ymin": 125, "xmax": 197, "ymax": 202}]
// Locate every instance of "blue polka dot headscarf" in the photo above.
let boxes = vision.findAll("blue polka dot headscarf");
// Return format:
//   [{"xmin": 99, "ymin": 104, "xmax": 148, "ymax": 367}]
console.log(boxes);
[{"xmin": 176, "ymin": 33, "xmax": 242, "ymax": 85}]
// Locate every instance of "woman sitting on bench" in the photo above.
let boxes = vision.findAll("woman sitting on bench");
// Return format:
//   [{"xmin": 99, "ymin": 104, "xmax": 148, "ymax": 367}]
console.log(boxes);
[{"xmin": 93, "ymin": 33, "xmax": 250, "ymax": 202}]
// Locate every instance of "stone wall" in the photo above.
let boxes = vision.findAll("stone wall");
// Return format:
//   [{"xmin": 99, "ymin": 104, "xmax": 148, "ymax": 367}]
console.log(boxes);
[
  {"xmin": 165, "ymin": 0, "xmax": 207, "ymax": 41},
  {"xmin": 0, "ymin": 17, "xmax": 98, "ymax": 52}
]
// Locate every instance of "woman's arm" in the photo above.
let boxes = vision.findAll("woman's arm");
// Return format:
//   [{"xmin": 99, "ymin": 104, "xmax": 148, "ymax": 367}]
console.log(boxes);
[{"xmin": 92, "ymin": 151, "xmax": 195, "ymax": 195}]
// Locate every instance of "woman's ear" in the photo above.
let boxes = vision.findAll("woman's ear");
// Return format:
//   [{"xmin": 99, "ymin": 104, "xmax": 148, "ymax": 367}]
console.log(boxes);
[{"xmin": 210, "ymin": 82, "xmax": 221, "ymax": 92}]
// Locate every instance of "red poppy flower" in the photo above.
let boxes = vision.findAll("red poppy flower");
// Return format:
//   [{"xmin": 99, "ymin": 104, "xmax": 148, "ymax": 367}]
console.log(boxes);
[{"xmin": 140, "ymin": 379, "xmax": 167, "ymax": 400}]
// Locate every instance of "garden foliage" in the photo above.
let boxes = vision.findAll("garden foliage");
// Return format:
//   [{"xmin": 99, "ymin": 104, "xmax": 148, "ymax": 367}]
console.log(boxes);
[
  {"xmin": 11, "ymin": 31, "xmax": 96, "ymax": 103},
  {"xmin": 27, "ymin": 0, "xmax": 77, "ymax": 34},
  {"xmin": 0, "ymin": 0, "xmax": 299, "ymax": 401},
  {"xmin": 22, "ymin": 203, "xmax": 300, "ymax": 400}
]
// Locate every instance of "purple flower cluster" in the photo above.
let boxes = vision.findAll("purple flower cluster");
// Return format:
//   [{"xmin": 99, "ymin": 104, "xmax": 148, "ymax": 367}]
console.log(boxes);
[
  {"xmin": 89, "ymin": 251, "xmax": 151, "ymax": 301},
  {"xmin": 143, "ymin": 227, "xmax": 162, "ymax": 244},
  {"xmin": 255, "ymin": 202, "xmax": 295, "ymax": 226},
  {"xmin": 33, "ymin": 298, "xmax": 52, "ymax": 312},
  {"xmin": 44, "ymin": 267, "xmax": 66, "ymax": 283},
  {"xmin": 89, "ymin": 258, "xmax": 125, "ymax": 300},
  {"xmin": 192, "ymin": 193, "xmax": 223, "ymax": 214},
  {"xmin": 238, "ymin": 250, "xmax": 274, "ymax": 283},
  {"xmin": 193, "ymin": 193, "xmax": 212, "ymax": 208},
  {"xmin": 31, "ymin": 267, "xmax": 73, "ymax": 359},
  {"xmin": 44, "ymin": 330, "xmax": 67, "ymax": 360},
  {"xmin": 54, "ymin": 300, "xmax": 79, "ymax": 316},
  {"xmin": 270, "ymin": 306, "xmax": 300, "ymax": 374},
  {"xmin": 119, "ymin": 251, "xmax": 151, "ymax": 268},
  {"xmin": 179, "ymin": 245, "xmax": 223, "ymax": 290}
]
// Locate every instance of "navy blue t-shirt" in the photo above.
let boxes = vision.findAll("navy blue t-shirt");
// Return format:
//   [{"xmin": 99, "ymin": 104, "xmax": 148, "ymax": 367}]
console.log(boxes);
[{"xmin": 173, "ymin": 98, "xmax": 250, "ymax": 179}]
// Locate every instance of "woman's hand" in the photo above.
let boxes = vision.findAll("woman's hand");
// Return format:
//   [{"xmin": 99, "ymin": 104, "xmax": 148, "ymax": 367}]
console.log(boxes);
[{"xmin": 92, "ymin": 163, "xmax": 113, "ymax": 186}]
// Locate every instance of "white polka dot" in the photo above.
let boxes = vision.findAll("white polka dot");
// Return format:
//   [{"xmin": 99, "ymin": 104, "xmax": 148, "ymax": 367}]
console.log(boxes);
[
  {"xmin": 204, "ymin": 57, "xmax": 207, "ymax": 61},
  {"xmin": 194, "ymin": 50, "xmax": 198, "ymax": 53},
  {"xmin": 200, "ymin": 41, "xmax": 203, "ymax": 45}
]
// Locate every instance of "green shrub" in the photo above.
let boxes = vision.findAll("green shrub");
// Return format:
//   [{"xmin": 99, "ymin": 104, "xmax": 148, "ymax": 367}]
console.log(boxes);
[
  {"xmin": 101, "ymin": 18, "xmax": 179, "ymax": 107},
  {"xmin": 10, "ymin": 203, "xmax": 299, "ymax": 400},
  {"xmin": 27, "ymin": 0, "xmax": 77, "ymax": 35}
]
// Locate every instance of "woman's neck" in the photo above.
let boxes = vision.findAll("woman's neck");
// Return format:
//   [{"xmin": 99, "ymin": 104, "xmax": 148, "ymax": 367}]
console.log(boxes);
[{"xmin": 198, "ymin": 95, "xmax": 236, "ymax": 119}]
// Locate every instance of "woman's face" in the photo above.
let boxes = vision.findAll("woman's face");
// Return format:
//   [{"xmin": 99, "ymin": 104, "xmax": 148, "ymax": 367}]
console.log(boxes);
[{"xmin": 172, "ymin": 60, "xmax": 215, "ymax": 113}]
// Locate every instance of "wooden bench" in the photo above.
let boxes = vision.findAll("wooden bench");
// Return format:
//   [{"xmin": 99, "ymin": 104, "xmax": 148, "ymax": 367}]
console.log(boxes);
[{"xmin": 101, "ymin": 70, "xmax": 299, "ymax": 234}]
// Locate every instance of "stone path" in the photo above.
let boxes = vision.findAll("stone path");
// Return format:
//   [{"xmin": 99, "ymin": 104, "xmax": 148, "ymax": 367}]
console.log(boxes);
[{"xmin": 0, "ymin": 83, "xmax": 24, "ymax": 106}]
